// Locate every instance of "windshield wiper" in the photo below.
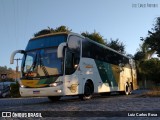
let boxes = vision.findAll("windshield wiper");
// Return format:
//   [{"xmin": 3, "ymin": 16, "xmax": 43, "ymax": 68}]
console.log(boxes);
[
  {"xmin": 24, "ymin": 51, "xmax": 49, "ymax": 78},
  {"xmin": 39, "ymin": 54, "xmax": 49, "ymax": 77},
  {"xmin": 24, "ymin": 52, "xmax": 39, "ymax": 78},
  {"xmin": 27, "ymin": 52, "xmax": 38, "ymax": 72}
]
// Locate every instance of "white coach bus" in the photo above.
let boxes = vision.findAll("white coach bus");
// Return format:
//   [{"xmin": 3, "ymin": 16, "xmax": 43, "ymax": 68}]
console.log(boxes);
[{"xmin": 10, "ymin": 32, "xmax": 137, "ymax": 101}]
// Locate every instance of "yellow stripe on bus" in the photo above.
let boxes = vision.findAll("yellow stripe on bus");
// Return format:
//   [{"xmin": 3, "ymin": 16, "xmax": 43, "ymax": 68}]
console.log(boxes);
[{"xmin": 21, "ymin": 80, "xmax": 47, "ymax": 88}]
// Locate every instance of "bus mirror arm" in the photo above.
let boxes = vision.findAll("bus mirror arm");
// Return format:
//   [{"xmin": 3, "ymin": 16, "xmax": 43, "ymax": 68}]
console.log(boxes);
[
  {"xmin": 10, "ymin": 50, "xmax": 25, "ymax": 64},
  {"xmin": 57, "ymin": 42, "xmax": 67, "ymax": 58}
]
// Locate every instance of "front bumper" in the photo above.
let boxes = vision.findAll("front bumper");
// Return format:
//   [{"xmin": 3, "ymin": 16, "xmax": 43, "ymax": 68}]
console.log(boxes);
[{"xmin": 20, "ymin": 86, "xmax": 63, "ymax": 97}]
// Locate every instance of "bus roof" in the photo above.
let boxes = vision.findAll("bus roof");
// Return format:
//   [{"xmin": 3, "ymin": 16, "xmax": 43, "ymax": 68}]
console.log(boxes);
[{"xmin": 31, "ymin": 32, "xmax": 69, "ymax": 40}]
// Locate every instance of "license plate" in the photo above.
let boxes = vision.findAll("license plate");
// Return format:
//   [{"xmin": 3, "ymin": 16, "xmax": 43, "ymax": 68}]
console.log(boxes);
[{"xmin": 33, "ymin": 90, "xmax": 40, "ymax": 94}]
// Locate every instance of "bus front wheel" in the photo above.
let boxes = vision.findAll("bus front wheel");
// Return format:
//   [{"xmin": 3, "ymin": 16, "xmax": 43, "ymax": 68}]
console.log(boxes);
[{"xmin": 79, "ymin": 82, "xmax": 94, "ymax": 100}]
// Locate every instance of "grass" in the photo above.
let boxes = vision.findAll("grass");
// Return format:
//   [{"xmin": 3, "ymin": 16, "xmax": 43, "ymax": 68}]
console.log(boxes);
[{"xmin": 140, "ymin": 87, "xmax": 160, "ymax": 97}]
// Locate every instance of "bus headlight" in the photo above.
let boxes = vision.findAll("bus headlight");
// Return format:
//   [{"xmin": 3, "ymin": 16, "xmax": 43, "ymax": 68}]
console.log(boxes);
[
  {"xmin": 56, "ymin": 90, "xmax": 62, "ymax": 93},
  {"xmin": 50, "ymin": 81, "xmax": 63, "ymax": 87},
  {"xmin": 20, "ymin": 85, "xmax": 26, "ymax": 88}
]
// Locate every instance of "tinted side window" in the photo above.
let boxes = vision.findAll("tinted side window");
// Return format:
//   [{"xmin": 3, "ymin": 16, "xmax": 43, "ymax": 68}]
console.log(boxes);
[
  {"xmin": 82, "ymin": 38, "xmax": 129, "ymax": 66},
  {"xmin": 82, "ymin": 38, "xmax": 91, "ymax": 57}
]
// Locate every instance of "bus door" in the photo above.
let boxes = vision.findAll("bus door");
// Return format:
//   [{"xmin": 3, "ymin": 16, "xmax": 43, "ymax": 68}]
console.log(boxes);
[{"xmin": 64, "ymin": 35, "xmax": 82, "ymax": 95}]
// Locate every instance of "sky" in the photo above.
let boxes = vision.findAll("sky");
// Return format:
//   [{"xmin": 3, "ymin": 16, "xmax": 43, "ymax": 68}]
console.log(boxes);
[{"xmin": 0, "ymin": 0, "xmax": 160, "ymax": 69}]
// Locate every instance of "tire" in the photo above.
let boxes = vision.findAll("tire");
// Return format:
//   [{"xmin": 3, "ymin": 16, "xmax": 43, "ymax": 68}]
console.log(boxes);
[
  {"xmin": 79, "ymin": 82, "xmax": 94, "ymax": 100},
  {"xmin": 129, "ymin": 82, "xmax": 133, "ymax": 94},
  {"xmin": 119, "ymin": 83, "xmax": 130, "ymax": 95},
  {"xmin": 48, "ymin": 96, "xmax": 61, "ymax": 102},
  {"xmin": 124, "ymin": 83, "xmax": 130, "ymax": 95}
]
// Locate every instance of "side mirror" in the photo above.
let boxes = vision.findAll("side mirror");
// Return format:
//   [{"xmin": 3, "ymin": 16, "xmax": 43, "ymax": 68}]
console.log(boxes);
[
  {"xmin": 10, "ymin": 50, "xmax": 25, "ymax": 64},
  {"xmin": 57, "ymin": 42, "xmax": 67, "ymax": 58}
]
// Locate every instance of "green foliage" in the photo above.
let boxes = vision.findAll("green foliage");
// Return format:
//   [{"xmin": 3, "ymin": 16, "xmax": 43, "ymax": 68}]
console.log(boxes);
[
  {"xmin": 134, "ymin": 51, "xmax": 146, "ymax": 61},
  {"xmin": 134, "ymin": 42, "xmax": 156, "ymax": 85},
  {"xmin": 54, "ymin": 26, "xmax": 72, "ymax": 33},
  {"xmin": 34, "ymin": 26, "xmax": 72, "ymax": 37},
  {"xmin": 153, "ymin": 17, "xmax": 160, "ymax": 31},
  {"xmin": 81, "ymin": 31, "xmax": 105, "ymax": 45},
  {"xmin": 10, "ymin": 81, "xmax": 21, "ymax": 98},
  {"xmin": 34, "ymin": 29, "xmax": 52, "ymax": 37},
  {"xmin": 138, "ymin": 58, "xmax": 160, "ymax": 84},
  {"xmin": 135, "ymin": 42, "xmax": 155, "ymax": 61},
  {"xmin": 143, "ymin": 17, "xmax": 160, "ymax": 56},
  {"xmin": 107, "ymin": 39, "xmax": 125, "ymax": 54},
  {"xmin": 135, "ymin": 17, "xmax": 160, "ymax": 85}
]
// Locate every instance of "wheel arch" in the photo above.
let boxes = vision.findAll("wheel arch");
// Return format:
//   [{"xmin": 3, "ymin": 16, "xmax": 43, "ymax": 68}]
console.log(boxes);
[{"xmin": 82, "ymin": 79, "xmax": 95, "ymax": 94}]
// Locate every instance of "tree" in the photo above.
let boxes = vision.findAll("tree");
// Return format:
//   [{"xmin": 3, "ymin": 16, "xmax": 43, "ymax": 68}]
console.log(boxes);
[
  {"xmin": 134, "ymin": 43, "xmax": 155, "ymax": 87},
  {"xmin": 134, "ymin": 17, "xmax": 160, "ymax": 87},
  {"xmin": 143, "ymin": 17, "xmax": 160, "ymax": 56},
  {"xmin": 106, "ymin": 39, "xmax": 125, "ymax": 54},
  {"xmin": 34, "ymin": 26, "xmax": 72, "ymax": 37},
  {"xmin": 140, "ymin": 58, "xmax": 160, "ymax": 84},
  {"xmin": 134, "ymin": 51, "xmax": 145, "ymax": 61},
  {"xmin": 134, "ymin": 42, "xmax": 155, "ymax": 61},
  {"xmin": 54, "ymin": 26, "xmax": 72, "ymax": 33},
  {"xmin": 81, "ymin": 31, "xmax": 105, "ymax": 45}
]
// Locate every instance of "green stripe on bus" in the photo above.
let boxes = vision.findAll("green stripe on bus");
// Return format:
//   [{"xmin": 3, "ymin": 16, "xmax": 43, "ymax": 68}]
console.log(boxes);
[
  {"xmin": 37, "ymin": 76, "xmax": 58, "ymax": 85},
  {"xmin": 95, "ymin": 60, "xmax": 118, "ymax": 87}
]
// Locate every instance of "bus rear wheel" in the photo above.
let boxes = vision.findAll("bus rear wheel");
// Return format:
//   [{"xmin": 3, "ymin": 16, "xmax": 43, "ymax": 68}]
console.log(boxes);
[
  {"xmin": 48, "ymin": 96, "xmax": 61, "ymax": 102},
  {"xmin": 124, "ymin": 83, "xmax": 133, "ymax": 95},
  {"xmin": 79, "ymin": 82, "xmax": 94, "ymax": 100},
  {"xmin": 125, "ymin": 85, "xmax": 129, "ymax": 95},
  {"xmin": 119, "ymin": 83, "xmax": 131, "ymax": 95},
  {"xmin": 129, "ymin": 82, "xmax": 133, "ymax": 94}
]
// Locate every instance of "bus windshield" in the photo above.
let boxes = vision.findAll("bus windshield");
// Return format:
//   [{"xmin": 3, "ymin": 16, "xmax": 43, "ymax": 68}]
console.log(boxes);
[
  {"xmin": 22, "ymin": 48, "xmax": 62, "ymax": 78},
  {"xmin": 21, "ymin": 34, "xmax": 67, "ymax": 78}
]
